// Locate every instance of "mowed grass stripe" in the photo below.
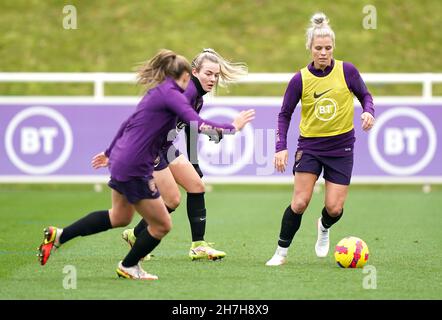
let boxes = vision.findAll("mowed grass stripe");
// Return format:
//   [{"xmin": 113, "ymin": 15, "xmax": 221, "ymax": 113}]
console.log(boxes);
[{"xmin": 0, "ymin": 184, "xmax": 440, "ymax": 299}]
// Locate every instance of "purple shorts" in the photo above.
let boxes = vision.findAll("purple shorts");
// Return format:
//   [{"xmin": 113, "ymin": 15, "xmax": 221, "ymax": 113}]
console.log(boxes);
[
  {"xmin": 108, "ymin": 176, "xmax": 160, "ymax": 204},
  {"xmin": 154, "ymin": 145, "xmax": 182, "ymax": 171},
  {"xmin": 292, "ymin": 151, "xmax": 354, "ymax": 185}
]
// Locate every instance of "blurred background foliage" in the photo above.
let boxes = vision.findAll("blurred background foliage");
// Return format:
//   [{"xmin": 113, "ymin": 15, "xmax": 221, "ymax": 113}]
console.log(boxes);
[{"xmin": 0, "ymin": 0, "xmax": 440, "ymax": 96}]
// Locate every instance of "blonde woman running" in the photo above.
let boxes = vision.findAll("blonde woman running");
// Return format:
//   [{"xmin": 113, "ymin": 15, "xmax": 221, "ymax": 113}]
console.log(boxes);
[{"xmin": 120, "ymin": 49, "xmax": 248, "ymax": 261}]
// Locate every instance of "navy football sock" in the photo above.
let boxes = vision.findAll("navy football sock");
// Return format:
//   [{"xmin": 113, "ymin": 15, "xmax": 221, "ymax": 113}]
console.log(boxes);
[
  {"xmin": 187, "ymin": 192, "xmax": 206, "ymax": 242},
  {"xmin": 122, "ymin": 229, "xmax": 160, "ymax": 267},
  {"xmin": 277, "ymin": 205, "xmax": 303, "ymax": 248},
  {"xmin": 133, "ymin": 219, "xmax": 147, "ymax": 238},
  {"xmin": 59, "ymin": 210, "xmax": 112, "ymax": 244},
  {"xmin": 321, "ymin": 207, "xmax": 343, "ymax": 229}
]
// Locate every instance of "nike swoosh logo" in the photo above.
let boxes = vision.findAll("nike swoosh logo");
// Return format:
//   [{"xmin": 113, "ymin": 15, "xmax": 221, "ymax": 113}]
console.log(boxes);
[{"xmin": 313, "ymin": 88, "xmax": 332, "ymax": 99}]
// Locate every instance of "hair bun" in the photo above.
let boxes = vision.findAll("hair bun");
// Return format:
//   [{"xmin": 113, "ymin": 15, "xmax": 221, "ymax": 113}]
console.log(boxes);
[{"xmin": 311, "ymin": 12, "xmax": 329, "ymax": 27}]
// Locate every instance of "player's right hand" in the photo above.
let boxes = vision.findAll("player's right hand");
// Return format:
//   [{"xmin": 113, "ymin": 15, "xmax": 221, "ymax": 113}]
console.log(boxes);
[
  {"xmin": 274, "ymin": 150, "xmax": 288, "ymax": 173},
  {"xmin": 232, "ymin": 109, "xmax": 255, "ymax": 131},
  {"xmin": 91, "ymin": 152, "xmax": 109, "ymax": 169}
]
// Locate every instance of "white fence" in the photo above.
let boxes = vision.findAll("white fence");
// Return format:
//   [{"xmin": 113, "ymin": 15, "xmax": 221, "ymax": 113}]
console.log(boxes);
[
  {"xmin": 0, "ymin": 72, "xmax": 442, "ymax": 100},
  {"xmin": 1, "ymin": 72, "xmax": 441, "ymax": 184}
]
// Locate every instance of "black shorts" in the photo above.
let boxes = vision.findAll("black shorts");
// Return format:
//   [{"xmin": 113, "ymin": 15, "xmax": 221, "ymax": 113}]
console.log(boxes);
[
  {"xmin": 154, "ymin": 145, "xmax": 182, "ymax": 171},
  {"xmin": 293, "ymin": 151, "xmax": 354, "ymax": 185},
  {"xmin": 108, "ymin": 176, "xmax": 160, "ymax": 204}
]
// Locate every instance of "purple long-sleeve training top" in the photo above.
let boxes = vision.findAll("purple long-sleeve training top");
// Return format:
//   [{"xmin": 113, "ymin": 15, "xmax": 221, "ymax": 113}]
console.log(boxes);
[
  {"xmin": 105, "ymin": 77, "xmax": 234, "ymax": 181},
  {"xmin": 276, "ymin": 59, "xmax": 375, "ymax": 157},
  {"xmin": 161, "ymin": 75, "xmax": 206, "ymax": 151}
]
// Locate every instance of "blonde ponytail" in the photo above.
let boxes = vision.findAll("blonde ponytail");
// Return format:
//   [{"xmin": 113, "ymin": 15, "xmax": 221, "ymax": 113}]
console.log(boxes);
[
  {"xmin": 305, "ymin": 12, "xmax": 335, "ymax": 50},
  {"xmin": 192, "ymin": 48, "xmax": 248, "ymax": 87}
]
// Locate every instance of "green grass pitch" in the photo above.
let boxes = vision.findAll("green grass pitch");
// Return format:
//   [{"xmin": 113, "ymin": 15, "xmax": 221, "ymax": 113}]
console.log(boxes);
[{"xmin": 0, "ymin": 183, "xmax": 441, "ymax": 299}]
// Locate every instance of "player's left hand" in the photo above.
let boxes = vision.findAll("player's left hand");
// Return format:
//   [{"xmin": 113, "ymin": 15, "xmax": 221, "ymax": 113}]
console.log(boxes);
[
  {"xmin": 361, "ymin": 112, "xmax": 375, "ymax": 131},
  {"xmin": 91, "ymin": 152, "xmax": 109, "ymax": 169},
  {"xmin": 232, "ymin": 109, "xmax": 255, "ymax": 131}
]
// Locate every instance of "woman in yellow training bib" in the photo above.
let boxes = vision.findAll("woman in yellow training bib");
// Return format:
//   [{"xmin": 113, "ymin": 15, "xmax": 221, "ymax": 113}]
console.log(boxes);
[{"xmin": 266, "ymin": 12, "xmax": 375, "ymax": 266}]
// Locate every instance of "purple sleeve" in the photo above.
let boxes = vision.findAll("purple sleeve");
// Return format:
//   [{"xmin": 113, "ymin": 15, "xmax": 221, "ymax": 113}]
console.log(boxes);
[
  {"xmin": 343, "ymin": 62, "xmax": 375, "ymax": 116},
  {"xmin": 166, "ymin": 91, "xmax": 235, "ymax": 134},
  {"xmin": 104, "ymin": 118, "xmax": 129, "ymax": 157},
  {"xmin": 276, "ymin": 73, "xmax": 302, "ymax": 152},
  {"xmin": 183, "ymin": 83, "xmax": 198, "ymax": 106}
]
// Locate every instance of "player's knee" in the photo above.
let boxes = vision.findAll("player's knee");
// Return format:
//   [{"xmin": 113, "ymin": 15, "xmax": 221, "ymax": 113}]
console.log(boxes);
[
  {"xmin": 187, "ymin": 179, "xmax": 205, "ymax": 193},
  {"xmin": 166, "ymin": 193, "xmax": 181, "ymax": 210},
  {"xmin": 325, "ymin": 204, "xmax": 343, "ymax": 217},
  {"xmin": 109, "ymin": 209, "xmax": 132, "ymax": 227},
  {"xmin": 291, "ymin": 198, "xmax": 309, "ymax": 214},
  {"xmin": 157, "ymin": 218, "xmax": 172, "ymax": 237},
  {"xmin": 111, "ymin": 216, "xmax": 132, "ymax": 228}
]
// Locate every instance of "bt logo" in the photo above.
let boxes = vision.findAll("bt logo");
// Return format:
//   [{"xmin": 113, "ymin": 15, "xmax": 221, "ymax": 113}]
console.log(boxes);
[
  {"xmin": 314, "ymin": 98, "xmax": 337, "ymax": 121},
  {"xmin": 21, "ymin": 127, "xmax": 58, "ymax": 155},
  {"xmin": 383, "ymin": 127, "xmax": 421, "ymax": 156},
  {"xmin": 368, "ymin": 107, "xmax": 436, "ymax": 175},
  {"xmin": 5, "ymin": 107, "xmax": 73, "ymax": 174}
]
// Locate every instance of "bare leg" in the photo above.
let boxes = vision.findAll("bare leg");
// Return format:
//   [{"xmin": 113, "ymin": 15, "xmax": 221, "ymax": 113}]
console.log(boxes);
[
  {"xmin": 153, "ymin": 167, "xmax": 181, "ymax": 210},
  {"xmin": 266, "ymin": 172, "xmax": 318, "ymax": 266},
  {"xmin": 315, "ymin": 180, "xmax": 348, "ymax": 257}
]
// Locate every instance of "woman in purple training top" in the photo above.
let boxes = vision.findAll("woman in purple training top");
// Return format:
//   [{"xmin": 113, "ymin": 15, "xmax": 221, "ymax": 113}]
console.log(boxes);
[
  {"xmin": 119, "ymin": 48, "xmax": 248, "ymax": 262},
  {"xmin": 266, "ymin": 13, "xmax": 375, "ymax": 266},
  {"xmin": 37, "ymin": 49, "xmax": 255, "ymax": 280}
]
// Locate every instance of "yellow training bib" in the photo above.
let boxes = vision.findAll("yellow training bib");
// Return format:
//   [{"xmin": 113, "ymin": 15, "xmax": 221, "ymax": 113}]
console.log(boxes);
[{"xmin": 299, "ymin": 60, "xmax": 354, "ymax": 137}]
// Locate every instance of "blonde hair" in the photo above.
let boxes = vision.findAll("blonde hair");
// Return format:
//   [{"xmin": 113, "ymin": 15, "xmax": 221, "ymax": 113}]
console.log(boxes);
[
  {"xmin": 136, "ymin": 49, "xmax": 191, "ymax": 89},
  {"xmin": 305, "ymin": 12, "xmax": 335, "ymax": 50},
  {"xmin": 191, "ymin": 48, "xmax": 248, "ymax": 87}
]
